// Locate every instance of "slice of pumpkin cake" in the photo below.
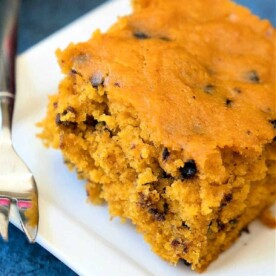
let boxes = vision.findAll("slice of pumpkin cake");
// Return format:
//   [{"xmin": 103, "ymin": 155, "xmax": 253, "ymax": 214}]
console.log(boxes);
[{"xmin": 39, "ymin": 0, "xmax": 276, "ymax": 271}]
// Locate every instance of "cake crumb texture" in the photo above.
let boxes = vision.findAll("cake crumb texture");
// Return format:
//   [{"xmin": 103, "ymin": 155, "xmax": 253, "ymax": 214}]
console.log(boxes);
[{"xmin": 38, "ymin": 0, "xmax": 276, "ymax": 272}]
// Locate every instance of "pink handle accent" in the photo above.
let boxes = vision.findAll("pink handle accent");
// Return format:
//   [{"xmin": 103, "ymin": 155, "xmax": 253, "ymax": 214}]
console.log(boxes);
[
  {"xmin": 17, "ymin": 200, "xmax": 32, "ymax": 209},
  {"xmin": 0, "ymin": 198, "xmax": 10, "ymax": 206}
]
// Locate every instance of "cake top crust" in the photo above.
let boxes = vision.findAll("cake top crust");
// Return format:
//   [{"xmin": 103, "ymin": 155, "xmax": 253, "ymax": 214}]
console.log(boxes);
[{"xmin": 57, "ymin": 0, "xmax": 276, "ymax": 155}]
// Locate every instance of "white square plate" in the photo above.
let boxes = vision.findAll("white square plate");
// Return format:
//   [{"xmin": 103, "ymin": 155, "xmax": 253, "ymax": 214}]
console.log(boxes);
[{"xmin": 12, "ymin": 0, "xmax": 276, "ymax": 275}]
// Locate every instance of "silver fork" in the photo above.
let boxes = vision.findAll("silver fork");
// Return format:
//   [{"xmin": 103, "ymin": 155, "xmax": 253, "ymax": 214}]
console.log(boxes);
[{"xmin": 0, "ymin": 0, "xmax": 38, "ymax": 242}]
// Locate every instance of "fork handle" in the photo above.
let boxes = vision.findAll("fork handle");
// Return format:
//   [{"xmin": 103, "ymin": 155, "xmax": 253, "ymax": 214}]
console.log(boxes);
[{"xmin": 0, "ymin": 0, "xmax": 20, "ymax": 141}]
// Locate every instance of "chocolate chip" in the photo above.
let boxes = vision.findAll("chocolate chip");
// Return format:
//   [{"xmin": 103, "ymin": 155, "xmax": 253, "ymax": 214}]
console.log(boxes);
[
  {"xmin": 85, "ymin": 115, "xmax": 98, "ymax": 127},
  {"xmin": 269, "ymin": 119, "xmax": 276, "ymax": 129},
  {"xmin": 162, "ymin": 148, "xmax": 170, "ymax": 161},
  {"xmin": 133, "ymin": 32, "xmax": 151, "ymax": 39},
  {"xmin": 183, "ymin": 243, "xmax": 189, "ymax": 254},
  {"xmin": 55, "ymin": 113, "xmax": 77, "ymax": 128},
  {"xmin": 224, "ymin": 193, "xmax": 233, "ymax": 202},
  {"xmin": 66, "ymin": 106, "xmax": 76, "ymax": 114},
  {"xmin": 91, "ymin": 73, "xmax": 104, "ymax": 88},
  {"xmin": 225, "ymin": 99, "xmax": 233, "ymax": 107},
  {"xmin": 273, "ymin": 136, "xmax": 276, "ymax": 142},
  {"xmin": 114, "ymin": 82, "xmax": 121, "ymax": 87},
  {"xmin": 148, "ymin": 208, "xmax": 158, "ymax": 215},
  {"xmin": 71, "ymin": 68, "xmax": 82, "ymax": 76},
  {"xmin": 220, "ymin": 194, "xmax": 233, "ymax": 208},
  {"xmin": 163, "ymin": 202, "xmax": 169, "ymax": 214},
  {"xmin": 161, "ymin": 170, "xmax": 172, "ymax": 179},
  {"xmin": 55, "ymin": 113, "xmax": 62, "ymax": 125},
  {"xmin": 181, "ymin": 259, "xmax": 191, "ymax": 267},
  {"xmin": 229, "ymin": 218, "xmax": 238, "ymax": 225},
  {"xmin": 172, "ymin": 240, "xmax": 189, "ymax": 253},
  {"xmin": 104, "ymin": 105, "xmax": 111, "ymax": 116},
  {"xmin": 179, "ymin": 160, "xmax": 197, "ymax": 179},
  {"xmin": 246, "ymin": 70, "xmax": 260, "ymax": 83},
  {"xmin": 53, "ymin": 102, "xmax": 58, "ymax": 109},
  {"xmin": 160, "ymin": 36, "xmax": 171, "ymax": 41},
  {"xmin": 139, "ymin": 194, "xmax": 167, "ymax": 221},
  {"xmin": 204, "ymin": 84, "xmax": 215, "ymax": 94},
  {"xmin": 182, "ymin": 221, "xmax": 190, "ymax": 230},
  {"xmin": 148, "ymin": 208, "xmax": 165, "ymax": 221},
  {"xmin": 221, "ymin": 193, "xmax": 233, "ymax": 208},
  {"xmin": 217, "ymin": 220, "xmax": 225, "ymax": 231},
  {"xmin": 63, "ymin": 121, "xmax": 77, "ymax": 128},
  {"xmin": 171, "ymin": 239, "xmax": 181, "ymax": 247},
  {"xmin": 155, "ymin": 214, "xmax": 166, "ymax": 222}
]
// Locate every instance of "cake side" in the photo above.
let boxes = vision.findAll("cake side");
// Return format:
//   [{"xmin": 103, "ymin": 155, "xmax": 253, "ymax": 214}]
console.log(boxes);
[
  {"xmin": 38, "ymin": 75, "xmax": 276, "ymax": 271},
  {"xmin": 38, "ymin": 0, "xmax": 276, "ymax": 272}
]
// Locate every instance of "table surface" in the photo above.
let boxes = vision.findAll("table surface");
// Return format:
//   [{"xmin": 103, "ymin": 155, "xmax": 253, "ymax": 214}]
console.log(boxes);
[{"xmin": 0, "ymin": 0, "xmax": 275, "ymax": 275}]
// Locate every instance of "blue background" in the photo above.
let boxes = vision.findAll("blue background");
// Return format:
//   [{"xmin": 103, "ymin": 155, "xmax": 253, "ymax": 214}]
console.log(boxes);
[{"xmin": 0, "ymin": 0, "xmax": 275, "ymax": 275}]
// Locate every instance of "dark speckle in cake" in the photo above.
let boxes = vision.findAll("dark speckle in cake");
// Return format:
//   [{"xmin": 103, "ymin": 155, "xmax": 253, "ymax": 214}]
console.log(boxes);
[
  {"xmin": 229, "ymin": 218, "xmax": 238, "ymax": 225},
  {"xmin": 233, "ymin": 87, "xmax": 241, "ymax": 93},
  {"xmin": 71, "ymin": 68, "xmax": 82, "ymax": 77},
  {"xmin": 179, "ymin": 160, "xmax": 197, "ymax": 179},
  {"xmin": 85, "ymin": 115, "xmax": 98, "ymax": 127},
  {"xmin": 160, "ymin": 36, "xmax": 171, "ymax": 41},
  {"xmin": 204, "ymin": 84, "xmax": 215, "ymax": 94},
  {"xmin": 182, "ymin": 221, "xmax": 190, "ymax": 230},
  {"xmin": 161, "ymin": 170, "xmax": 172, "ymax": 179},
  {"xmin": 148, "ymin": 208, "xmax": 166, "ymax": 221},
  {"xmin": 245, "ymin": 70, "xmax": 260, "ymax": 83},
  {"xmin": 162, "ymin": 148, "xmax": 170, "ymax": 161},
  {"xmin": 66, "ymin": 106, "xmax": 76, "ymax": 114},
  {"xmin": 163, "ymin": 202, "xmax": 169, "ymax": 214},
  {"xmin": 224, "ymin": 193, "xmax": 233, "ymax": 202},
  {"xmin": 221, "ymin": 193, "xmax": 233, "ymax": 208},
  {"xmin": 55, "ymin": 113, "xmax": 77, "ymax": 128},
  {"xmin": 55, "ymin": 113, "xmax": 62, "ymax": 125},
  {"xmin": 225, "ymin": 99, "xmax": 233, "ymax": 107},
  {"xmin": 171, "ymin": 239, "xmax": 181, "ymax": 247},
  {"xmin": 183, "ymin": 243, "xmax": 189, "ymax": 253},
  {"xmin": 171, "ymin": 240, "xmax": 189, "ymax": 253},
  {"xmin": 133, "ymin": 31, "xmax": 151, "ymax": 39},
  {"xmin": 269, "ymin": 119, "xmax": 276, "ymax": 129},
  {"xmin": 217, "ymin": 220, "xmax": 225, "ymax": 231}
]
